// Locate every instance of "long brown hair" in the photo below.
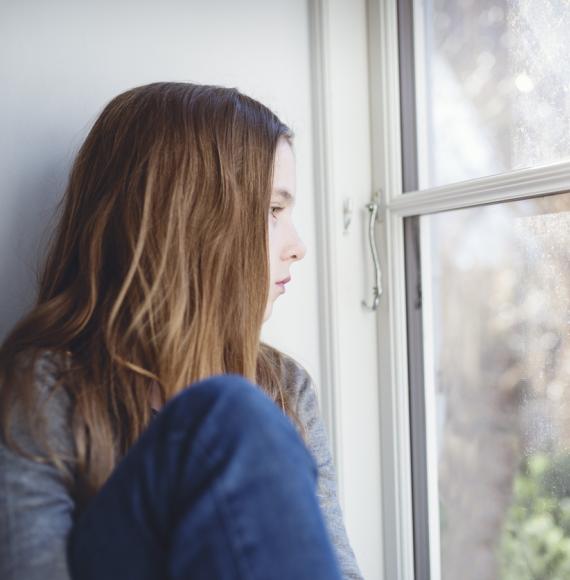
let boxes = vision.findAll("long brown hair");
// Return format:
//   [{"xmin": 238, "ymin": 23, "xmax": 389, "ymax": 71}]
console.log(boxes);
[{"xmin": 0, "ymin": 81, "xmax": 304, "ymax": 504}]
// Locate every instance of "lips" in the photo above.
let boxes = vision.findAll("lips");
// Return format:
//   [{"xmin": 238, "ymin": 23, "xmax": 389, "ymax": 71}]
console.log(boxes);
[{"xmin": 276, "ymin": 276, "xmax": 291, "ymax": 285}]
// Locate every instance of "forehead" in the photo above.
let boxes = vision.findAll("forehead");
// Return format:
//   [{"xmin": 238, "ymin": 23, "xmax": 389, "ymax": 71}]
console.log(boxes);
[{"xmin": 272, "ymin": 138, "xmax": 296, "ymax": 205}]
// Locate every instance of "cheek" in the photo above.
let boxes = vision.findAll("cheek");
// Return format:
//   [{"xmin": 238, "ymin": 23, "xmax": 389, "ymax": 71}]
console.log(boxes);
[
  {"xmin": 267, "ymin": 223, "xmax": 282, "ymax": 277},
  {"xmin": 267, "ymin": 222, "xmax": 279, "ymax": 255}
]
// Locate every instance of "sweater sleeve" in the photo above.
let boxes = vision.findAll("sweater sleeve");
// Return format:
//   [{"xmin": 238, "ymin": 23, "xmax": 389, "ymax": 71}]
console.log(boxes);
[
  {"xmin": 0, "ymin": 353, "xmax": 75, "ymax": 580},
  {"xmin": 288, "ymin": 359, "xmax": 364, "ymax": 580}
]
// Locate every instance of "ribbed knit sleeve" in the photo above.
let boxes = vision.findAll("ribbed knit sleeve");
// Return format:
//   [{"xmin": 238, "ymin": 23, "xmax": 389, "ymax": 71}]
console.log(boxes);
[
  {"xmin": 282, "ymin": 355, "xmax": 364, "ymax": 580},
  {"xmin": 0, "ymin": 353, "xmax": 75, "ymax": 580}
]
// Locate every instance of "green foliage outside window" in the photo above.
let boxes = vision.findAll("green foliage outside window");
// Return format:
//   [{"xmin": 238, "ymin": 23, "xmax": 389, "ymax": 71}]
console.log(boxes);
[{"xmin": 498, "ymin": 453, "xmax": 570, "ymax": 580}]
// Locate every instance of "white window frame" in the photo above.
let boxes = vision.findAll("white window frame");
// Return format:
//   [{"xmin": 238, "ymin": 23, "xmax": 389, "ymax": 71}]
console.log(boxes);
[
  {"xmin": 367, "ymin": 0, "xmax": 570, "ymax": 579},
  {"xmin": 308, "ymin": 1, "xmax": 384, "ymax": 577}
]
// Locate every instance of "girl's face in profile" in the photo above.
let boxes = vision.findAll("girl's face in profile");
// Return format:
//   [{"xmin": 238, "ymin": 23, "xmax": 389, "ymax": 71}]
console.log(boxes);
[{"xmin": 263, "ymin": 137, "xmax": 307, "ymax": 322}]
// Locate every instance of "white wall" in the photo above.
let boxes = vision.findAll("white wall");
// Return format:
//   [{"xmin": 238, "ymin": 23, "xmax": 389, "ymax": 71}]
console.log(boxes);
[{"xmin": 0, "ymin": 0, "xmax": 321, "ymax": 388}]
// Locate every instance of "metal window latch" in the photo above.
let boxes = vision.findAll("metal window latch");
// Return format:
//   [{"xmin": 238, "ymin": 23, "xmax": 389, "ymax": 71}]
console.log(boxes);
[
  {"xmin": 343, "ymin": 197, "xmax": 353, "ymax": 234},
  {"xmin": 361, "ymin": 191, "xmax": 383, "ymax": 311}
]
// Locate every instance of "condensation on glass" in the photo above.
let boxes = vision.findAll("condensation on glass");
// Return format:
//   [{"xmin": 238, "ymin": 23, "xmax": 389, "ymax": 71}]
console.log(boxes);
[
  {"xmin": 421, "ymin": 191, "xmax": 570, "ymax": 579},
  {"xmin": 416, "ymin": 1, "xmax": 570, "ymax": 188}
]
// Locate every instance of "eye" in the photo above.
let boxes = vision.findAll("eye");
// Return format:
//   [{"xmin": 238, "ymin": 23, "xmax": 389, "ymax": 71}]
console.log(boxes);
[{"xmin": 270, "ymin": 205, "xmax": 285, "ymax": 219}]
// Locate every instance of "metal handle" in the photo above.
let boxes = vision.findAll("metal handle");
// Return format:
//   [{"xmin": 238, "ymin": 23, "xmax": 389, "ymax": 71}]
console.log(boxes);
[{"xmin": 361, "ymin": 193, "xmax": 383, "ymax": 311}]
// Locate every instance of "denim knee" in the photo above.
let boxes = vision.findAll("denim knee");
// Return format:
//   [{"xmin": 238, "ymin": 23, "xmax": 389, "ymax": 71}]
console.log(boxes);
[
  {"xmin": 164, "ymin": 373, "xmax": 280, "ymax": 427},
  {"xmin": 156, "ymin": 373, "xmax": 316, "ymax": 473}
]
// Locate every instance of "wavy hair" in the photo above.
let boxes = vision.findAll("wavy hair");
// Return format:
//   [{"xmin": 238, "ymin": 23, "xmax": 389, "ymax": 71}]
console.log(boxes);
[{"xmin": 0, "ymin": 82, "xmax": 304, "ymax": 504}]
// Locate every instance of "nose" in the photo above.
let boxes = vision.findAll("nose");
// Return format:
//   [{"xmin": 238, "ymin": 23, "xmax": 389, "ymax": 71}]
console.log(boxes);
[{"xmin": 285, "ymin": 226, "xmax": 307, "ymax": 262}]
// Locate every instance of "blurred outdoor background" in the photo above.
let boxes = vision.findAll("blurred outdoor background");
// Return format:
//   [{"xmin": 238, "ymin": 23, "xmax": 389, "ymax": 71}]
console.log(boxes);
[{"xmin": 418, "ymin": 1, "xmax": 570, "ymax": 578}]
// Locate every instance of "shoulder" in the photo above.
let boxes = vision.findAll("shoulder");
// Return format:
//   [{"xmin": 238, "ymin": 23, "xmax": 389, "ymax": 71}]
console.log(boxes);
[
  {"xmin": 276, "ymin": 352, "xmax": 326, "ymax": 441},
  {"xmin": 0, "ymin": 350, "xmax": 76, "ymax": 580},
  {"xmin": 19, "ymin": 348, "xmax": 72, "ymax": 419},
  {"xmin": 34, "ymin": 349, "xmax": 73, "ymax": 422},
  {"xmin": 33, "ymin": 348, "xmax": 70, "ymax": 377},
  {"xmin": 3, "ymin": 348, "xmax": 73, "ymax": 458},
  {"xmin": 8, "ymin": 347, "xmax": 70, "ymax": 392},
  {"xmin": 278, "ymin": 351, "xmax": 318, "ymax": 407}
]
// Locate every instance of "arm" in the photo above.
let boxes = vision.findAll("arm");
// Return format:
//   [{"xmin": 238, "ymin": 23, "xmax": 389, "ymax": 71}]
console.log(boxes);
[
  {"xmin": 0, "ymin": 355, "xmax": 75, "ymax": 580},
  {"xmin": 290, "ymin": 361, "xmax": 364, "ymax": 580}
]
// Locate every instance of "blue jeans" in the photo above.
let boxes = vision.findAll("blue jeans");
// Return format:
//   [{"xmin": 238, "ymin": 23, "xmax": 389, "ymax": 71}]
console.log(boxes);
[{"xmin": 67, "ymin": 374, "xmax": 343, "ymax": 579}]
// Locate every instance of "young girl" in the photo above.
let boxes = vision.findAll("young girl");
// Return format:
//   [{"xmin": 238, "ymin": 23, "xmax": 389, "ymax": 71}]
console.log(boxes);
[{"xmin": 0, "ymin": 82, "xmax": 363, "ymax": 579}]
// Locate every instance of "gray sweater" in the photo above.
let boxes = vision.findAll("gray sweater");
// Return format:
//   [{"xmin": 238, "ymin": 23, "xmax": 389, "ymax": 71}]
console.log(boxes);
[{"xmin": 0, "ymin": 352, "xmax": 363, "ymax": 579}]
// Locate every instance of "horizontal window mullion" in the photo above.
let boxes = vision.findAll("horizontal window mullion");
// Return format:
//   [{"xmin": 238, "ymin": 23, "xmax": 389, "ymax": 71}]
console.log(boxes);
[{"xmin": 387, "ymin": 160, "xmax": 570, "ymax": 217}]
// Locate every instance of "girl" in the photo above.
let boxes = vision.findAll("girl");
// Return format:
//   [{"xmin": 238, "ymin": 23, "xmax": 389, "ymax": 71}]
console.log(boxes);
[{"xmin": 0, "ymin": 82, "xmax": 363, "ymax": 579}]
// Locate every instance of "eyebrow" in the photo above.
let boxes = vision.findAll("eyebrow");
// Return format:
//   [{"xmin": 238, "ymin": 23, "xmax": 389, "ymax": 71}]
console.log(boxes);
[{"xmin": 272, "ymin": 188, "xmax": 296, "ymax": 205}]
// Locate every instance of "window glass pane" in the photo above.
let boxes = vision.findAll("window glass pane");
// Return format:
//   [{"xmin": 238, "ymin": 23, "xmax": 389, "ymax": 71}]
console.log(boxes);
[
  {"xmin": 421, "ymin": 192, "xmax": 570, "ymax": 579},
  {"xmin": 417, "ymin": 1, "xmax": 570, "ymax": 188}
]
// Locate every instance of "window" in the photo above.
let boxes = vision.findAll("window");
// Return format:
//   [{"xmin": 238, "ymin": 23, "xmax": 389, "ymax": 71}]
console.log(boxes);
[
  {"xmin": 420, "ymin": 192, "xmax": 570, "ymax": 579},
  {"xmin": 369, "ymin": 1, "xmax": 570, "ymax": 579},
  {"xmin": 416, "ymin": 0, "xmax": 570, "ymax": 188}
]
